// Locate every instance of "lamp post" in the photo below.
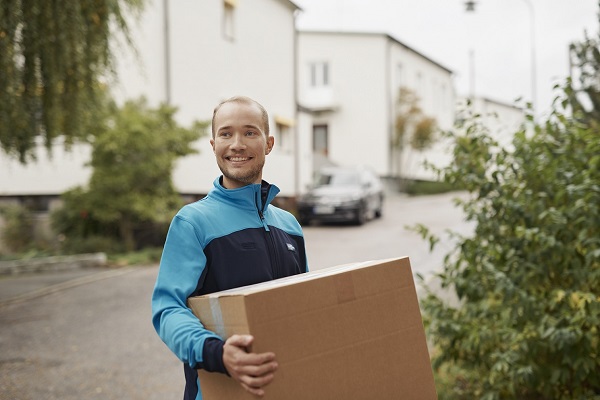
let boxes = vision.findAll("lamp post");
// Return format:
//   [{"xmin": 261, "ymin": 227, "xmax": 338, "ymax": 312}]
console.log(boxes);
[
  {"xmin": 464, "ymin": 1, "xmax": 477, "ymax": 100},
  {"xmin": 464, "ymin": 0, "xmax": 537, "ymax": 112},
  {"xmin": 522, "ymin": 0, "xmax": 537, "ymax": 113}
]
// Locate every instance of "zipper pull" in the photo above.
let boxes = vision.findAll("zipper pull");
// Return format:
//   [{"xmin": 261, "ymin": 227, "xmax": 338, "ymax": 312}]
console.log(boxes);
[{"xmin": 258, "ymin": 210, "xmax": 270, "ymax": 231}]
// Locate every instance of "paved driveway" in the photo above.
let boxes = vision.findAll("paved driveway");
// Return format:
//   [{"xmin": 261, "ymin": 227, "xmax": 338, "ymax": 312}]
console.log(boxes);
[{"xmin": 0, "ymin": 190, "xmax": 472, "ymax": 399}]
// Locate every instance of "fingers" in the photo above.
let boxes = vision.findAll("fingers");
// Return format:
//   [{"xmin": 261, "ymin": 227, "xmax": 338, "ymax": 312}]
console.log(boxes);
[
  {"xmin": 238, "ymin": 368, "xmax": 276, "ymax": 396},
  {"xmin": 223, "ymin": 335, "xmax": 278, "ymax": 396},
  {"xmin": 226, "ymin": 334, "xmax": 254, "ymax": 351},
  {"xmin": 240, "ymin": 381, "xmax": 270, "ymax": 397}
]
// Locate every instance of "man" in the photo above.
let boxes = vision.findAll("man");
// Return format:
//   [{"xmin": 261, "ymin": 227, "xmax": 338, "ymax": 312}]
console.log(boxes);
[{"xmin": 152, "ymin": 96, "xmax": 308, "ymax": 399}]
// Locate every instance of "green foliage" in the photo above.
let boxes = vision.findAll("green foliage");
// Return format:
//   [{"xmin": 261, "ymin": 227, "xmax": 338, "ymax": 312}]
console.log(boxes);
[
  {"xmin": 52, "ymin": 98, "xmax": 206, "ymax": 252},
  {"xmin": 0, "ymin": 204, "xmax": 34, "ymax": 253},
  {"xmin": 418, "ymin": 12, "xmax": 600, "ymax": 391},
  {"xmin": 403, "ymin": 179, "xmax": 464, "ymax": 196},
  {"xmin": 107, "ymin": 246, "xmax": 163, "ymax": 267},
  {"xmin": 394, "ymin": 87, "xmax": 438, "ymax": 151},
  {"xmin": 566, "ymin": 6, "xmax": 600, "ymax": 127},
  {"xmin": 0, "ymin": 0, "xmax": 145, "ymax": 162},
  {"xmin": 417, "ymin": 100, "xmax": 600, "ymax": 398},
  {"xmin": 60, "ymin": 235, "xmax": 125, "ymax": 255}
]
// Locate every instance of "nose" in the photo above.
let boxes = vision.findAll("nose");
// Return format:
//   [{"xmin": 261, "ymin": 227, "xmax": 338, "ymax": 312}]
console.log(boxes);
[{"xmin": 230, "ymin": 133, "xmax": 246, "ymax": 150}]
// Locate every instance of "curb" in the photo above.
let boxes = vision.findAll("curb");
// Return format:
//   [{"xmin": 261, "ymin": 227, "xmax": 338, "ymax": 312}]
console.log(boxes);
[{"xmin": 0, "ymin": 253, "xmax": 107, "ymax": 276}]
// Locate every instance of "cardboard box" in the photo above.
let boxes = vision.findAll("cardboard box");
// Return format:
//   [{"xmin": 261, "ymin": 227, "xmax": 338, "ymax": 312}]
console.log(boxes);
[{"xmin": 188, "ymin": 257, "xmax": 437, "ymax": 399}]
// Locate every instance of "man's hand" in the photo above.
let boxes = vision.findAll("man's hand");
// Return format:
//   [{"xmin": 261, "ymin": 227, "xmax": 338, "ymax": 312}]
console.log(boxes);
[{"xmin": 223, "ymin": 334, "xmax": 278, "ymax": 397}]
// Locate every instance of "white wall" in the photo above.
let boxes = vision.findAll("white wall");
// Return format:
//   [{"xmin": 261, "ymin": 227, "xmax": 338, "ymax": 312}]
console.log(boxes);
[
  {"xmin": 115, "ymin": 0, "xmax": 302, "ymax": 196},
  {"xmin": 0, "ymin": 0, "xmax": 305, "ymax": 198},
  {"xmin": 298, "ymin": 31, "xmax": 455, "ymax": 181},
  {"xmin": 457, "ymin": 96, "xmax": 525, "ymax": 149},
  {"xmin": 0, "ymin": 140, "xmax": 92, "ymax": 195},
  {"xmin": 388, "ymin": 40, "xmax": 456, "ymax": 181},
  {"xmin": 299, "ymin": 32, "xmax": 389, "ymax": 176}
]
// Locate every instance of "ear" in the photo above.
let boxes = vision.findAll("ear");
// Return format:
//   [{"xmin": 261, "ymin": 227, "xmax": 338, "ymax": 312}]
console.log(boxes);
[
  {"xmin": 265, "ymin": 136, "xmax": 275, "ymax": 155},
  {"xmin": 210, "ymin": 138, "xmax": 216, "ymax": 153}
]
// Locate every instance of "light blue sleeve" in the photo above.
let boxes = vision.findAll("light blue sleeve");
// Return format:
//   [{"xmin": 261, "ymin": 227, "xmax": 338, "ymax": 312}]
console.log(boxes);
[{"xmin": 151, "ymin": 215, "xmax": 220, "ymax": 367}]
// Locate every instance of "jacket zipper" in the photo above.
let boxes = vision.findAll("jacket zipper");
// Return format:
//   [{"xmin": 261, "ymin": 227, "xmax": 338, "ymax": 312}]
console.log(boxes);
[{"xmin": 256, "ymin": 186, "xmax": 281, "ymax": 279}]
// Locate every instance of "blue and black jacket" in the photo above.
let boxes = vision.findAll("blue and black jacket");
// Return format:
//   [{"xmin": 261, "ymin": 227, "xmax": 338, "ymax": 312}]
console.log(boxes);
[{"xmin": 151, "ymin": 177, "xmax": 308, "ymax": 400}]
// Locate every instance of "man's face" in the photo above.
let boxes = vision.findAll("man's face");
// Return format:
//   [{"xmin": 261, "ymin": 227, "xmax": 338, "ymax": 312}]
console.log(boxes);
[{"xmin": 211, "ymin": 101, "xmax": 274, "ymax": 189}]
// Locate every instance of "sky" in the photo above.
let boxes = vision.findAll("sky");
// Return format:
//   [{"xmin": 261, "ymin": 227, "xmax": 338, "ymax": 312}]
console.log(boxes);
[{"xmin": 294, "ymin": 0, "xmax": 599, "ymax": 119}]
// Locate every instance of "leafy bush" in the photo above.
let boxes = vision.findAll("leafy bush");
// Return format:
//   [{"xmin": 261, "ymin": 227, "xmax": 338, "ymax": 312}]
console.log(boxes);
[
  {"xmin": 59, "ymin": 235, "xmax": 125, "ymax": 255},
  {"xmin": 403, "ymin": 179, "xmax": 463, "ymax": 196},
  {"xmin": 416, "ymin": 102, "xmax": 599, "ymax": 399},
  {"xmin": 0, "ymin": 204, "xmax": 35, "ymax": 253},
  {"xmin": 107, "ymin": 247, "xmax": 163, "ymax": 267},
  {"xmin": 51, "ymin": 98, "xmax": 205, "ymax": 252}
]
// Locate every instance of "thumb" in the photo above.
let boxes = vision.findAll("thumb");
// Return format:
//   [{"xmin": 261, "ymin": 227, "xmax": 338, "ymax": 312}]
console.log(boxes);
[{"xmin": 227, "ymin": 334, "xmax": 254, "ymax": 351}]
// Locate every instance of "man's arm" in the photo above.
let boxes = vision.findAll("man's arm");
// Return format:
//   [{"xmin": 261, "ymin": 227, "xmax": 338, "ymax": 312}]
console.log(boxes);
[{"xmin": 151, "ymin": 216, "xmax": 221, "ymax": 369}]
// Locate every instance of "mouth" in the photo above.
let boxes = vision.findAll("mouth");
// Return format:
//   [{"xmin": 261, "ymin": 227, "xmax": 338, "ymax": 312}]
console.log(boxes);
[{"xmin": 226, "ymin": 156, "xmax": 252, "ymax": 162}]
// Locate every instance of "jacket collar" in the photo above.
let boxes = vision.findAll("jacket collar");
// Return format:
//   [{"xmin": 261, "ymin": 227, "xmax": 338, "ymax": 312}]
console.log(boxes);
[{"xmin": 210, "ymin": 176, "xmax": 280, "ymax": 213}]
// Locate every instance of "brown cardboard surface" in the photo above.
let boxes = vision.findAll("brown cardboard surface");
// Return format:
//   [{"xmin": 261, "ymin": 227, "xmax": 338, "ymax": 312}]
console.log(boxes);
[{"xmin": 188, "ymin": 256, "xmax": 437, "ymax": 399}]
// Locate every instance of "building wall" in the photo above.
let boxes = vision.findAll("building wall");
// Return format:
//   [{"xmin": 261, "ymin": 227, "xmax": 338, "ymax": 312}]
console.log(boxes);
[
  {"xmin": 297, "ymin": 31, "xmax": 455, "ymax": 181},
  {"xmin": 0, "ymin": 0, "xmax": 305, "ymax": 198},
  {"xmin": 298, "ymin": 32, "xmax": 389, "ymax": 176},
  {"xmin": 388, "ymin": 37, "xmax": 455, "ymax": 180},
  {"xmin": 456, "ymin": 96, "xmax": 525, "ymax": 149},
  {"xmin": 0, "ymin": 140, "xmax": 92, "ymax": 196},
  {"xmin": 115, "ymin": 0, "xmax": 303, "ymax": 196}
]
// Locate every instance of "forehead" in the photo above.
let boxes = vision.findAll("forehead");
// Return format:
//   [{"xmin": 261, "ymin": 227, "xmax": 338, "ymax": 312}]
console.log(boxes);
[{"xmin": 214, "ymin": 101, "xmax": 264, "ymax": 130}]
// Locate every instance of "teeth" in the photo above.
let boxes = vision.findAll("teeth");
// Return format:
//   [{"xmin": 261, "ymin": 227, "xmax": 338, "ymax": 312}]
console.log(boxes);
[{"xmin": 229, "ymin": 157, "xmax": 249, "ymax": 161}]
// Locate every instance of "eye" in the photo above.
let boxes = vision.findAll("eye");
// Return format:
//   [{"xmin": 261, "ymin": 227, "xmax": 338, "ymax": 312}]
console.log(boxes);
[
  {"xmin": 218, "ymin": 131, "xmax": 231, "ymax": 138},
  {"xmin": 245, "ymin": 130, "xmax": 257, "ymax": 136}
]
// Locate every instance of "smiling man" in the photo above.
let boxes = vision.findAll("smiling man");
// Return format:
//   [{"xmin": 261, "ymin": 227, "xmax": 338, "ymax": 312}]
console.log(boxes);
[
  {"xmin": 210, "ymin": 96, "xmax": 274, "ymax": 189},
  {"xmin": 152, "ymin": 96, "xmax": 308, "ymax": 400}
]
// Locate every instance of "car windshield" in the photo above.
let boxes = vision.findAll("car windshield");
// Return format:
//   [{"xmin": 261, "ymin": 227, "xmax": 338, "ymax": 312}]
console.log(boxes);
[{"xmin": 316, "ymin": 170, "xmax": 360, "ymax": 187}]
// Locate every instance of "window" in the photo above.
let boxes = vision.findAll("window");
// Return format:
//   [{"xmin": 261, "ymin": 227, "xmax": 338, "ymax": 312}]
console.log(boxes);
[
  {"xmin": 223, "ymin": 0, "xmax": 236, "ymax": 40},
  {"xmin": 312, "ymin": 124, "xmax": 328, "ymax": 156},
  {"xmin": 275, "ymin": 115, "xmax": 294, "ymax": 153},
  {"xmin": 310, "ymin": 62, "xmax": 329, "ymax": 87}
]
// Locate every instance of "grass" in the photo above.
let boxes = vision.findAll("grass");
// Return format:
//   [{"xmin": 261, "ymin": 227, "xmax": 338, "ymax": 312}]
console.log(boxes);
[{"xmin": 402, "ymin": 179, "xmax": 463, "ymax": 196}]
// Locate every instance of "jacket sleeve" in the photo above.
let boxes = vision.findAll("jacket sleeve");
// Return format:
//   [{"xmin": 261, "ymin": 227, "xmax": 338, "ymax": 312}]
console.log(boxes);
[{"xmin": 151, "ymin": 215, "xmax": 222, "ymax": 370}]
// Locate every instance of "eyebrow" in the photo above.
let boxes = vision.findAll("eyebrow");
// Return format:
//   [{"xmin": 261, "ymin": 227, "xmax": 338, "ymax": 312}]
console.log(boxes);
[{"xmin": 217, "ymin": 124, "xmax": 261, "ymax": 132}]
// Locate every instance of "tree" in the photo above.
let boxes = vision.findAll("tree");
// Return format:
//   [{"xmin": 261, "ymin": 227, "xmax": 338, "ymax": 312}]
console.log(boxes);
[
  {"xmin": 566, "ymin": 3, "xmax": 600, "ymax": 126},
  {"xmin": 54, "ymin": 98, "xmax": 206, "ymax": 252},
  {"xmin": 0, "ymin": 0, "xmax": 145, "ymax": 163},
  {"xmin": 393, "ymin": 87, "xmax": 437, "ymax": 188},
  {"xmin": 414, "ymin": 14, "xmax": 600, "ymax": 398}
]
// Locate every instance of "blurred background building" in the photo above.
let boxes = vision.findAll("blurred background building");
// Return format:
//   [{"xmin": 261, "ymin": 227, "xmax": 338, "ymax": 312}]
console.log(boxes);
[{"xmin": 0, "ymin": 0, "xmax": 524, "ymax": 207}]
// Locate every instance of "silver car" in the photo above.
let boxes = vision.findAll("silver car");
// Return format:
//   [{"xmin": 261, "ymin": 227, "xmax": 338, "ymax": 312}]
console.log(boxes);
[{"xmin": 297, "ymin": 166, "xmax": 384, "ymax": 225}]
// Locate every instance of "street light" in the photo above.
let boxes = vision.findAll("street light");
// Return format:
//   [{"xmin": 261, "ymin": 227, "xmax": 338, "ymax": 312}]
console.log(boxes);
[
  {"xmin": 465, "ymin": 1, "xmax": 477, "ymax": 12},
  {"xmin": 464, "ymin": 1, "xmax": 478, "ymax": 99},
  {"xmin": 522, "ymin": 0, "xmax": 537, "ymax": 113}
]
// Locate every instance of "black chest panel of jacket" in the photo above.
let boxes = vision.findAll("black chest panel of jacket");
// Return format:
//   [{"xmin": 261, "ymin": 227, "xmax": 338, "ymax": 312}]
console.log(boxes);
[{"xmin": 194, "ymin": 226, "xmax": 307, "ymax": 297}]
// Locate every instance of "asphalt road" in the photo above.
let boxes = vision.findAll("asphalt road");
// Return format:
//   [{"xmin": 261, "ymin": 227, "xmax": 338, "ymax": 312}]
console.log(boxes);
[{"xmin": 0, "ymin": 190, "xmax": 472, "ymax": 400}]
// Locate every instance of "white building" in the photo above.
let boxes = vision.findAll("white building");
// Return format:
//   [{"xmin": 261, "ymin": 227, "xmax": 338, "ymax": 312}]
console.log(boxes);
[
  {"xmin": 297, "ymin": 30, "xmax": 456, "ymax": 182},
  {"xmin": 1, "ymin": 2, "xmax": 471, "ymax": 209},
  {"xmin": 456, "ymin": 96, "xmax": 526, "ymax": 149},
  {"xmin": 0, "ymin": 0, "xmax": 306, "ymax": 203}
]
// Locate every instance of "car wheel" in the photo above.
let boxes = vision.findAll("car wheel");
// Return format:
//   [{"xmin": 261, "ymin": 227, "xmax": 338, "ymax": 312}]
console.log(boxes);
[
  {"xmin": 374, "ymin": 196, "xmax": 383, "ymax": 218},
  {"xmin": 354, "ymin": 206, "xmax": 367, "ymax": 226}
]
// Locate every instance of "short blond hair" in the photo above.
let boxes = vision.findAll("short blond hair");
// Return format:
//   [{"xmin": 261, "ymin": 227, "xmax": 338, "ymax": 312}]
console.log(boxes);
[{"xmin": 211, "ymin": 96, "xmax": 269, "ymax": 138}]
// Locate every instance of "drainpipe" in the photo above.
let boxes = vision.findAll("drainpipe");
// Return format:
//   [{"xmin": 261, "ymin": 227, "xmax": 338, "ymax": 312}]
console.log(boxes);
[
  {"xmin": 163, "ymin": 0, "xmax": 172, "ymax": 104},
  {"xmin": 386, "ymin": 38, "xmax": 393, "ymax": 179},
  {"xmin": 293, "ymin": 9, "xmax": 300, "ymax": 197}
]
